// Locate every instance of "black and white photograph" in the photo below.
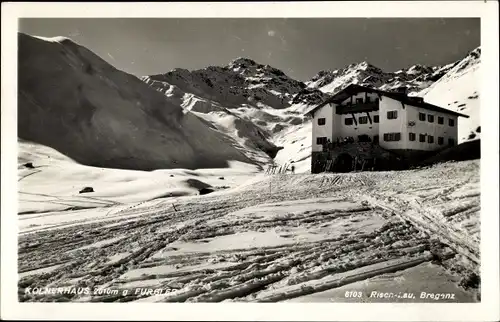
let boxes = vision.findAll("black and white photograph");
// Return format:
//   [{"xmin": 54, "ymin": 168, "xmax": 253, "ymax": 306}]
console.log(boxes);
[{"xmin": 1, "ymin": 2, "xmax": 499, "ymax": 321}]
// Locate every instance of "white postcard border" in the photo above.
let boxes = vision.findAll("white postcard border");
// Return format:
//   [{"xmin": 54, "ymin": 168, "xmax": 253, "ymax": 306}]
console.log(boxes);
[{"xmin": 1, "ymin": 2, "xmax": 498, "ymax": 321}]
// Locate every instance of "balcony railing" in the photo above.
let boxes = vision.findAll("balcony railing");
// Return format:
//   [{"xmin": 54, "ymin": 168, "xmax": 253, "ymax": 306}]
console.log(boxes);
[{"xmin": 336, "ymin": 101, "xmax": 379, "ymax": 115}]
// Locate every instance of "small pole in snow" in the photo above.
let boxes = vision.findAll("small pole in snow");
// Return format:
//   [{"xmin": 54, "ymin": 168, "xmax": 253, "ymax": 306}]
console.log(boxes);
[{"xmin": 172, "ymin": 203, "xmax": 178, "ymax": 212}]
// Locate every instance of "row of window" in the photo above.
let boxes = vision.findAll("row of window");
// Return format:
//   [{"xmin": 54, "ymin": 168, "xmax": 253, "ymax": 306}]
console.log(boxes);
[
  {"xmin": 386, "ymin": 111, "xmax": 456, "ymax": 127},
  {"xmin": 318, "ymin": 112, "xmax": 456, "ymax": 127},
  {"xmin": 410, "ymin": 133, "xmax": 455, "ymax": 145},
  {"xmin": 317, "ymin": 135, "xmax": 377, "ymax": 145},
  {"xmin": 418, "ymin": 113, "xmax": 455, "ymax": 126},
  {"xmin": 316, "ymin": 134, "xmax": 456, "ymax": 146},
  {"xmin": 385, "ymin": 132, "xmax": 456, "ymax": 145},
  {"xmin": 318, "ymin": 116, "xmax": 380, "ymax": 126},
  {"xmin": 343, "ymin": 115, "xmax": 380, "ymax": 126}
]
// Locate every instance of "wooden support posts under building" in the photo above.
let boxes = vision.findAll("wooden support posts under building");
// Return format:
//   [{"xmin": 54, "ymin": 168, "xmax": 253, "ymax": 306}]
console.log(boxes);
[
  {"xmin": 352, "ymin": 156, "xmax": 358, "ymax": 172},
  {"xmin": 360, "ymin": 159, "xmax": 366, "ymax": 172},
  {"xmin": 324, "ymin": 160, "xmax": 333, "ymax": 172},
  {"xmin": 265, "ymin": 164, "xmax": 278, "ymax": 174},
  {"xmin": 313, "ymin": 141, "xmax": 393, "ymax": 174},
  {"xmin": 266, "ymin": 163, "xmax": 296, "ymax": 175}
]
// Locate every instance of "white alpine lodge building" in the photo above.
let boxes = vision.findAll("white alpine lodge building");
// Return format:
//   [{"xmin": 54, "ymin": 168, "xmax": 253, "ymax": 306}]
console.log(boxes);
[{"xmin": 305, "ymin": 84, "xmax": 469, "ymax": 173}]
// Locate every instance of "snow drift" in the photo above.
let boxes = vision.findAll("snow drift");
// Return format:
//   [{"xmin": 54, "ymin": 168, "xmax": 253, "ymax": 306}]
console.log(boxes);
[{"xmin": 18, "ymin": 33, "xmax": 253, "ymax": 171}]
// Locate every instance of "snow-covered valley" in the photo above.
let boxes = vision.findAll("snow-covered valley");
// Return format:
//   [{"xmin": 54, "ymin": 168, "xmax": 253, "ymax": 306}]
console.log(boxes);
[{"xmin": 18, "ymin": 155, "xmax": 480, "ymax": 302}]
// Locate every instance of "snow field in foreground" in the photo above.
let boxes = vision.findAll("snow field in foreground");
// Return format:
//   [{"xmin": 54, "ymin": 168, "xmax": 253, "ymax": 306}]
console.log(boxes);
[{"xmin": 18, "ymin": 160, "xmax": 480, "ymax": 303}]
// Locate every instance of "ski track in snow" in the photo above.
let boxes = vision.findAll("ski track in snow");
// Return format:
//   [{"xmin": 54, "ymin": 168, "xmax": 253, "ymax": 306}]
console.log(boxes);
[{"xmin": 18, "ymin": 160, "xmax": 480, "ymax": 303}]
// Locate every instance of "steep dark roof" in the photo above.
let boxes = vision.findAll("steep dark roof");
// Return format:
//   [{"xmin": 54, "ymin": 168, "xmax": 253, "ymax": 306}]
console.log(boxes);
[{"xmin": 304, "ymin": 84, "xmax": 469, "ymax": 118}]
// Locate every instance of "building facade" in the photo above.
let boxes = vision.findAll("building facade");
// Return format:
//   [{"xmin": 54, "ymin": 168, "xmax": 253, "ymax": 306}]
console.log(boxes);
[{"xmin": 306, "ymin": 84, "xmax": 469, "ymax": 173}]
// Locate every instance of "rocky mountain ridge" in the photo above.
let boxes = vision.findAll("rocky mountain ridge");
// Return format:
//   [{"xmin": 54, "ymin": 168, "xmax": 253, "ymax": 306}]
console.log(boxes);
[{"xmin": 18, "ymin": 30, "xmax": 479, "ymax": 173}]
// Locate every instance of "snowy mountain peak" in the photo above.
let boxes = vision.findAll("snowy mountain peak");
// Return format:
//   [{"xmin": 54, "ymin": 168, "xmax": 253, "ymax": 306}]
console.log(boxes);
[
  {"xmin": 469, "ymin": 46, "xmax": 481, "ymax": 59},
  {"xmin": 307, "ymin": 61, "xmax": 393, "ymax": 94},
  {"xmin": 351, "ymin": 61, "xmax": 379, "ymax": 71},
  {"xmin": 141, "ymin": 58, "xmax": 331, "ymax": 162},
  {"xmin": 306, "ymin": 53, "xmax": 476, "ymax": 96},
  {"xmin": 229, "ymin": 57, "xmax": 258, "ymax": 68},
  {"xmin": 449, "ymin": 46, "xmax": 481, "ymax": 75},
  {"xmin": 406, "ymin": 64, "xmax": 434, "ymax": 75},
  {"xmin": 144, "ymin": 57, "xmax": 330, "ymax": 112},
  {"xmin": 32, "ymin": 35, "xmax": 73, "ymax": 44}
]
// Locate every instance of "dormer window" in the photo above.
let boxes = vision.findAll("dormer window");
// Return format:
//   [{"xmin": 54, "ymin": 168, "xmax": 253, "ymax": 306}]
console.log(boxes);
[{"xmin": 318, "ymin": 118, "xmax": 326, "ymax": 126}]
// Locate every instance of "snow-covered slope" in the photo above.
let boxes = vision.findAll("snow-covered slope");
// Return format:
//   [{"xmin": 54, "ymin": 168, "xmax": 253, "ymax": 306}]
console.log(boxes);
[
  {"xmin": 418, "ymin": 47, "xmax": 481, "ymax": 143},
  {"xmin": 141, "ymin": 58, "xmax": 330, "ymax": 162},
  {"xmin": 18, "ymin": 140, "xmax": 260, "ymax": 214},
  {"xmin": 18, "ymin": 33, "xmax": 253, "ymax": 171},
  {"xmin": 272, "ymin": 122, "xmax": 312, "ymax": 174}
]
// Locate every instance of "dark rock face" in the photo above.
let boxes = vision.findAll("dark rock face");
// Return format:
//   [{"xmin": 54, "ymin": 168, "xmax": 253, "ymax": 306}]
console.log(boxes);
[
  {"xmin": 198, "ymin": 188, "xmax": 214, "ymax": 195},
  {"xmin": 79, "ymin": 187, "xmax": 94, "ymax": 194},
  {"xmin": 144, "ymin": 57, "xmax": 330, "ymax": 110},
  {"xmin": 24, "ymin": 162, "xmax": 35, "ymax": 169}
]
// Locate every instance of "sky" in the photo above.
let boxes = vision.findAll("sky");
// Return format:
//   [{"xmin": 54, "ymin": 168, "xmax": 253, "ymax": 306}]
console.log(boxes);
[{"xmin": 19, "ymin": 18, "xmax": 480, "ymax": 81}]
